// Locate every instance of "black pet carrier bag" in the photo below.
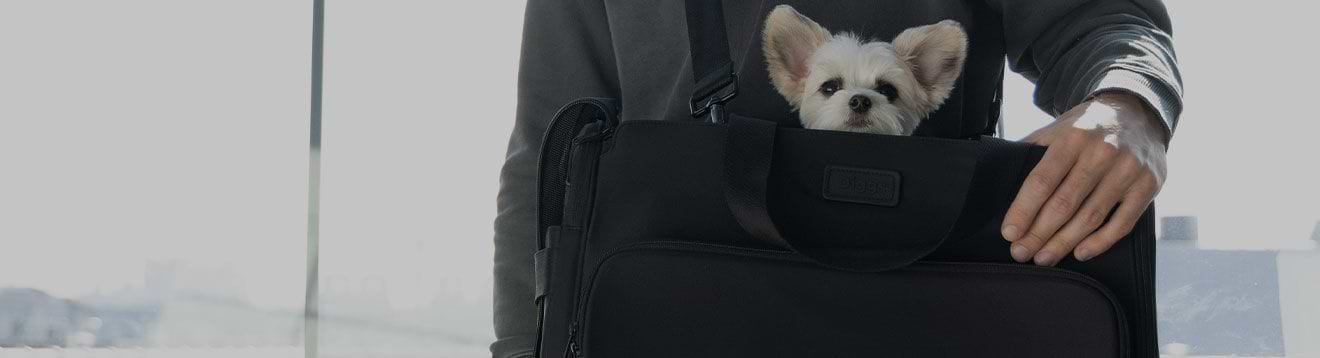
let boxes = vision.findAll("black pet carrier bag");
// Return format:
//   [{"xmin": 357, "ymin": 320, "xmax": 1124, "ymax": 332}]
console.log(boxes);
[{"xmin": 531, "ymin": 1, "xmax": 1157, "ymax": 357}]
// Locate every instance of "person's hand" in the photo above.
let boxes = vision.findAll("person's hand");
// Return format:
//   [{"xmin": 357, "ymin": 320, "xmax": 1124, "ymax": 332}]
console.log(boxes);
[{"xmin": 1001, "ymin": 92, "xmax": 1168, "ymax": 266}]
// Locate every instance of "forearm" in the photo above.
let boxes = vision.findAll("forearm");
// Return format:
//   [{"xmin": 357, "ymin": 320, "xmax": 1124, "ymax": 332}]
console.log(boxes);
[
  {"xmin": 1038, "ymin": 22, "xmax": 1182, "ymax": 141},
  {"xmin": 991, "ymin": 0, "xmax": 1183, "ymax": 138}
]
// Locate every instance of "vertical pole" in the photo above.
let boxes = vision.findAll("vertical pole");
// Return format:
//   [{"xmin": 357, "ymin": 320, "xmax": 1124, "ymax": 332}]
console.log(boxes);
[{"xmin": 305, "ymin": 0, "xmax": 324, "ymax": 357}]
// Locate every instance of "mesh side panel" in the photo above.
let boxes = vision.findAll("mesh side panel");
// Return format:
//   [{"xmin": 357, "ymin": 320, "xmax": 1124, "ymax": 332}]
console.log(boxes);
[{"xmin": 537, "ymin": 104, "xmax": 589, "ymax": 248}]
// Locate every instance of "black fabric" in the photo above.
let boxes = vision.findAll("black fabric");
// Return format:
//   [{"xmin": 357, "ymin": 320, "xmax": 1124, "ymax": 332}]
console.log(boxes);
[
  {"xmin": 499, "ymin": 5, "xmax": 1182, "ymax": 345},
  {"xmin": 530, "ymin": 99, "xmax": 616, "ymax": 357},
  {"xmin": 725, "ymin": 115, "xmax": 980, "ymax": 271},
  {"xmin": 722, "ymin": 116, "xmax": 782, "ymax": 248},
  {"xmin": 529, "ymin": 1, "xmax": 1160, "ymax": 356},
  {"xmin": 532, "ymin": 247, "xmax": 549, "ymax": 301},
  {"xmin": 585, "ymin": 244, "xmax": 1124, "ymax": 358},
  {"xmin": 684, "ymin": 0, "xmax": 738, "ymax": 120},
  {"xmin": 536, "ymin": 118, "xmax": 1157, "ymax": 357},
  {"xmin": 536, "ymin": 98, "xmax": 618, "ymax": 245},
  {"xmin": 683, "ymin": 0, "xmax": 732, "ymax": 97}
]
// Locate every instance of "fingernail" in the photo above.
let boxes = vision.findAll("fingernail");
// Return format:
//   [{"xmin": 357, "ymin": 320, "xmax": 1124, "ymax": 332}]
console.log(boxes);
[
  {"xmin": 1003, "ymin": 225, "xmax": 1020, "ymax": 241},
  {"xmin": 1075, "ymin": 247, "xmax": 1094, "ymax": 261},
  {"xmin": 1011, "ymin": 244, "xmax": 1031, "ymax": 263},
  {"xmin": 1034, "ymin": 251, "xmax": 1056, "ymax": 266}
]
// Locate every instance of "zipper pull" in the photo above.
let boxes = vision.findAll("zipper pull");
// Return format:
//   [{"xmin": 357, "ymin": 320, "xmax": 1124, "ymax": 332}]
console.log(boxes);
[{"xmin": 563, "ymin": 322, "xmax": 581, "ymax": 357}]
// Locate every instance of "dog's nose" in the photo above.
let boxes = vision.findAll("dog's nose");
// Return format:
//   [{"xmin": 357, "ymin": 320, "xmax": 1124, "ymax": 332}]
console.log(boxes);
[{"xmin": 849, "ymin": 95, "xmax": 872, "ymax": 113}]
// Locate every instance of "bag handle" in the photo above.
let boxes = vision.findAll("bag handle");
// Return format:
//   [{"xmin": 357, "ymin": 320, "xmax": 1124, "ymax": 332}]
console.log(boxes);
[
  {"xmin": 685, "ymin": 0, "xmax": 738, "ymax": 123},
  {"xmin": 724, "ymin": 115, "xmax": 984, "ymax": 272},
  {"xmin": 691, "ymin": 1, "xmax": 1003, "ymax": 270}
]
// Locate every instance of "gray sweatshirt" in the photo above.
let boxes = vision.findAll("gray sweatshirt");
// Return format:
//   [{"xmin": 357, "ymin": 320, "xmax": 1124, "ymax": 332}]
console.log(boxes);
[{"xmin": 493, "ymin": 1, "xmax": 1182, "ymax": 357}]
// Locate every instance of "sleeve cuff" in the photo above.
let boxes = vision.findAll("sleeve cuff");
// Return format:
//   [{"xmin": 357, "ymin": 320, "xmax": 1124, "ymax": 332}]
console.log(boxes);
[
  {"xmin": 1083, "ymin": 68, "xmax": 1182, "ymax": 143},
  {"xmin": 491, "ymin": 334, "xmax": 538, "ymax": 358}
]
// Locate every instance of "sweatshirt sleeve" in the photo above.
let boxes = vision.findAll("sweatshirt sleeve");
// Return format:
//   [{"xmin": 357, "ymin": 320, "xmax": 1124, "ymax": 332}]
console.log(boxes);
[
  {"xmin": 987, "ymin": 0, "xmax": 1183, "ymax": 139},
  {"xmin": 492, "ymin": 0, "xmax": 619, "ymax": 357}
]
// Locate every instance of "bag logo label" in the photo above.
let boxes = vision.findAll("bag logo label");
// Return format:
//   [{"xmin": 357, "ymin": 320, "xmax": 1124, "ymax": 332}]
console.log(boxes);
[{"xmin": 822, "ymin": 166, "xmax": 900, "ymax": 207}]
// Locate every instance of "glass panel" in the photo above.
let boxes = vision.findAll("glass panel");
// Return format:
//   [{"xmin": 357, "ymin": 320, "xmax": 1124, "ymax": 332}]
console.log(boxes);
[
  {"xmin": 0, "ymin": 0, "xmax": 310, "ymax": 355},
  {"xmin": 1000, "ymin": 1, "xmax": 1320, "ymax": 356},
  {"xmin": 316, "ymin": 1, "xmax": 523, "ymax": 356}
]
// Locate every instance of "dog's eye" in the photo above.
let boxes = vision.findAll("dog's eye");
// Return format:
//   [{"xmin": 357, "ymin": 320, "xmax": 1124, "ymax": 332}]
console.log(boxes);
[
  {"xmin": 819, "ymin": 79, "xmax": 841, "ymax": 96},
  {"xmin": 876, "ymin": 82, "xmax": 898, "ymax": 101}
]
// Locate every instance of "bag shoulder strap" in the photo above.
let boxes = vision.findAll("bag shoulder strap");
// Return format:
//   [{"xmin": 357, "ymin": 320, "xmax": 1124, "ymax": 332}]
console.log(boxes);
[{"xmin": 685, "ymin": 0, "xmax": 738, "ymax": 122}]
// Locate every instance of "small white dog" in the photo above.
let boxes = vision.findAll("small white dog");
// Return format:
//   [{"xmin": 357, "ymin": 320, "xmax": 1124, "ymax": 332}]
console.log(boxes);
[{"xmin": 762, "ymin": 5, "xmax": 968, "ymax": 135}]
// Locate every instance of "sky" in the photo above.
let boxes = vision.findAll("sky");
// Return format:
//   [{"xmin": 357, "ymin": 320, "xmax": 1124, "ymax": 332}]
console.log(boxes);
[{"xmin": 0, "ymin": 0, "xmax": 1316, "ymax": 332}]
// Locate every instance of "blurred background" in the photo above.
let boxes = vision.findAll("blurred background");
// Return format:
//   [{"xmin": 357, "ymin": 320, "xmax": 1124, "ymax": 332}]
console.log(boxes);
[{"xmin": 0, "ymin": 1, "xmax": 1315, "ymax": 357}]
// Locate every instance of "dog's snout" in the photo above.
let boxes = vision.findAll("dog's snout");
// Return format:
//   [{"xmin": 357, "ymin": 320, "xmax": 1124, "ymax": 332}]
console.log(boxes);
[{"xmin": 848, "ymin": 95, "xmax": 872, "ymax": 113}]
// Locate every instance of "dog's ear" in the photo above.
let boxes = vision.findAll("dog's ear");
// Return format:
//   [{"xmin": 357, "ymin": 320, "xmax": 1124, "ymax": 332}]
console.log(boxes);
[
  {"xmin": 893, "ymin": 20, "xmax": 968, "ymax": 107},
  {"xmin": 762, "ymin": 5, "xmax": 829, "ymax": 106}
]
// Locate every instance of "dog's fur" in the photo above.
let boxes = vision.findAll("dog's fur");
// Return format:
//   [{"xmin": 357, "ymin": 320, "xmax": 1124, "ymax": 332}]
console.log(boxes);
[{"xmin": 763, "ymin": 5, "xmax": 968, "ymax": 135}]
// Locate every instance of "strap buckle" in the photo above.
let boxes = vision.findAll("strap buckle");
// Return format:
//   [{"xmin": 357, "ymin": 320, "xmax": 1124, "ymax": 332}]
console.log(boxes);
[{"xmin": 689, "ymin": 64, "xmax": 738, "ymax": 123}]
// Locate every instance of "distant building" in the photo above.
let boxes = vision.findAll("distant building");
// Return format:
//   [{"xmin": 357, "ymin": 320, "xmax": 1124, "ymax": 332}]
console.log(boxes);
[
  {"xmin": 0, "ymin": 288, "xmax": 91, "ymax": 347},
  {"xmin": 0, "ymin": 260, "xmax": 299, "ymax": 348},
  {"xmin": 1278, "ymin": 222, "xmax": 1320, "ymax": 357},
  {"xmin": 1155, "ymin": 216, "xmax": 1320, "ymax": 357}
]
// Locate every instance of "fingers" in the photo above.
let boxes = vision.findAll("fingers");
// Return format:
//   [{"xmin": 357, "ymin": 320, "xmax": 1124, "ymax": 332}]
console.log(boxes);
[
  {"xmin": 1002, "ymin": 133, "xmax": 1085, "ymax": 245},
  {"xmin": 1074, "ymin": 172, "xmax": 1158, "ymax": 261},
  {"xmin": 1012, "ymin": 141, "xmax": 1119, "ymax": 263},
  {"xmin": 1031, "ymin": 156, "xmax": 1141, "ymax": 266}
]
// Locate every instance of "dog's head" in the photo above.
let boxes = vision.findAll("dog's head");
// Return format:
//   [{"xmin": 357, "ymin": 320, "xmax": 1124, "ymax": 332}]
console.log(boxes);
[{"xmin": 762, "ymin": 5, "xmax": 968, "ymax": 135}]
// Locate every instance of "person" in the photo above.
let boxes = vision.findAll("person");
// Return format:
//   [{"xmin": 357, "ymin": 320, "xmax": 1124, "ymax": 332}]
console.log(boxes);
[{"xmin": 491, "ymin": 0, "xmax": 1182, "ymax": 357}]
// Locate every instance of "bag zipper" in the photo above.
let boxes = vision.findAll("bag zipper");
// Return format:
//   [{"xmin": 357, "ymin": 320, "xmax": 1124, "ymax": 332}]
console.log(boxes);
[
  {"xmin": 538, "ymin": 124, "xmax": 610, "ymax": 358},
  {"xmin": 563, "ymin": 241, "xmax": 1130, "ymax": 358},
  {"xmin": 563, "ymin": 321, "xmax": 580, "ymax": 358}
]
